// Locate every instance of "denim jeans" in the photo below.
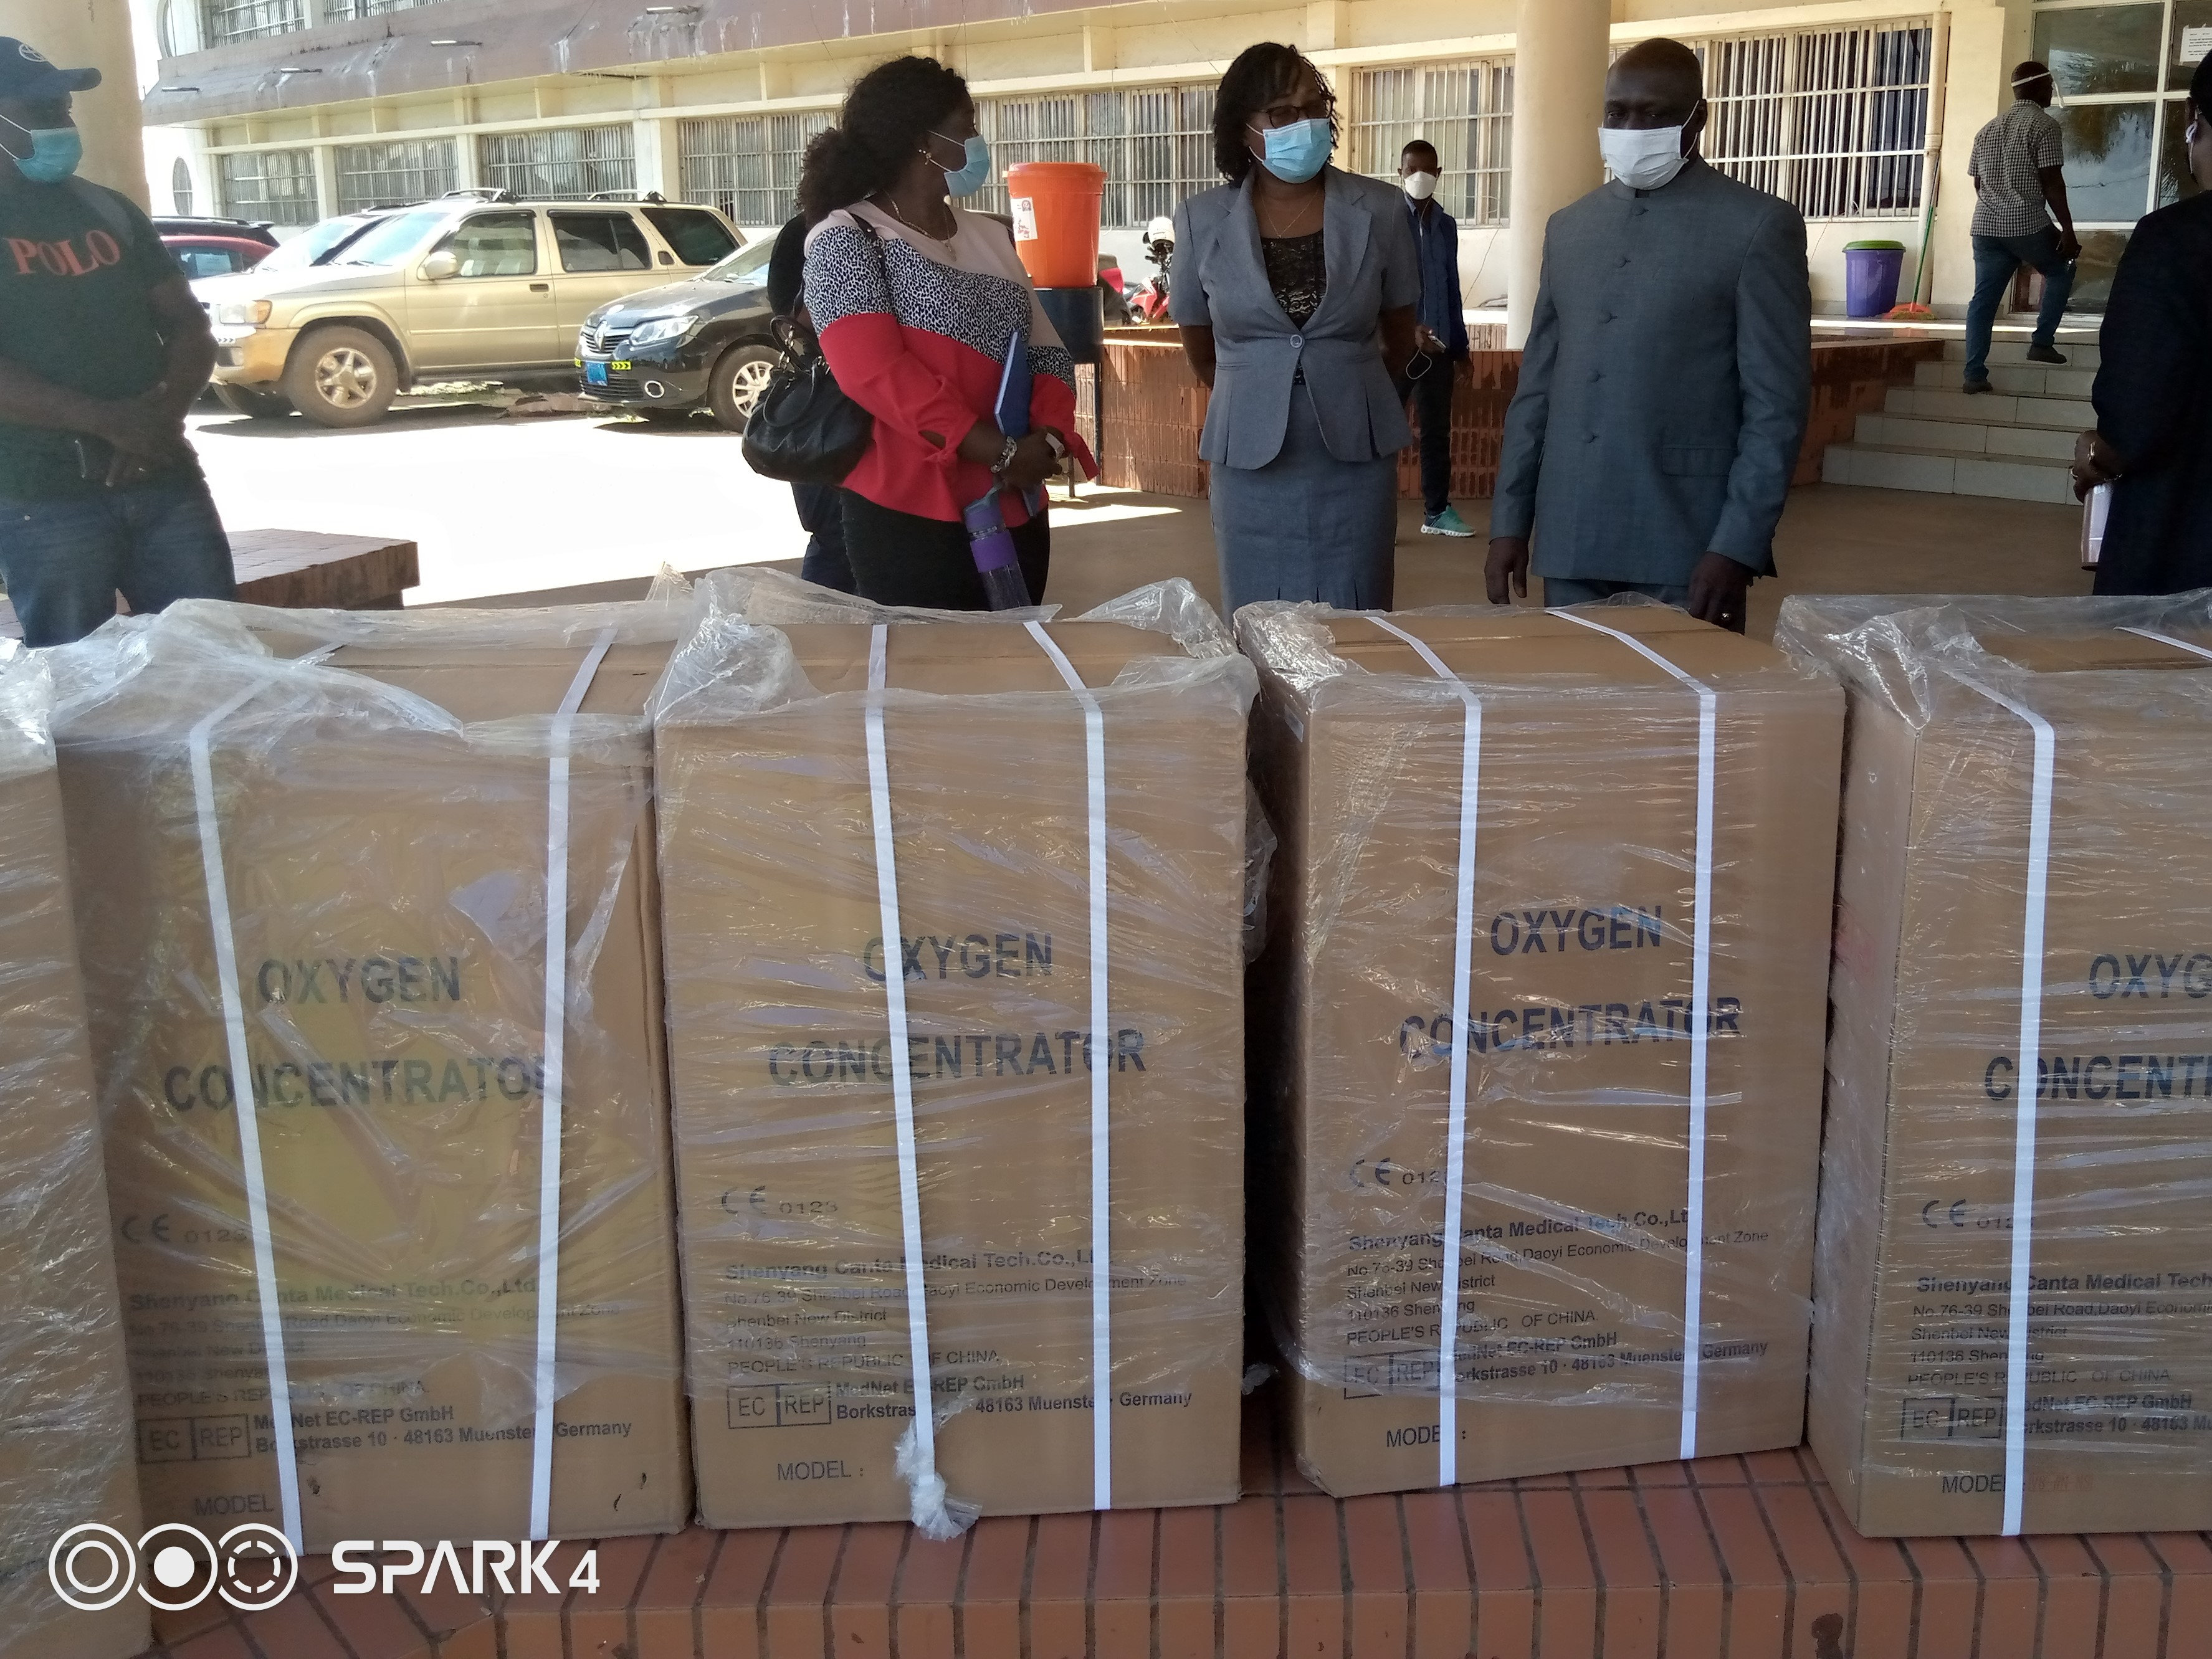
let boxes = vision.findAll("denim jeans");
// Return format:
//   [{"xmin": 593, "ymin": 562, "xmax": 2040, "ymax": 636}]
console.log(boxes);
[
  {"xmin": 0, "ymin": 475, "xmax": 236, "ymax": 647},
  {"xmin": 1965, "ymin": 228, "xmax": 2075, "ymax": 382}
]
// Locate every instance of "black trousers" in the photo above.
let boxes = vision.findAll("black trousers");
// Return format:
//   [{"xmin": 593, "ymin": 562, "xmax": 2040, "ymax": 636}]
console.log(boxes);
[
  {"xmin": 839, "ymin": 491, "xmax": 1051, "ymax": 610},
  {"xmin": 1408, "ymin": 356, "xmax": 1457, "ymax": 516},
  {"xmin": 791, "ymin": 482, "xmax": 856, "ymax": 594}
]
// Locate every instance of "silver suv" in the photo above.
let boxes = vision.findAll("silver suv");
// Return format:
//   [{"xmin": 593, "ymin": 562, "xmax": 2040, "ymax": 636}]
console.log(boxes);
[{"xmin": 199, "ymin": 192, "xmax": 742, "ymax": 426}]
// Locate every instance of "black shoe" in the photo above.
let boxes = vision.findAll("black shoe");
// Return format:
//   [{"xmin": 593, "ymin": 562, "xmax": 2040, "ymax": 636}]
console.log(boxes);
[
  {"xmin": 2025, "ymin": 342, "xmax": 2069, "ymax": 365},
  {"xmin": 1962, "ymin": 378, "xmax": 1995, "ymax": 395}
]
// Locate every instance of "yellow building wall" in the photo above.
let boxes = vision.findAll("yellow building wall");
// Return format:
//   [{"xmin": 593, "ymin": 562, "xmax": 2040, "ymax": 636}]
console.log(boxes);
[{"xmin": 188, "ymin": 0, "xmax": 2010, "ymax": 315}]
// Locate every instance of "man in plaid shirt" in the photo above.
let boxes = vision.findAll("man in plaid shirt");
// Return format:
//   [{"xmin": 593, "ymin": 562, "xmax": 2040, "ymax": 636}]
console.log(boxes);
[{"xmin": 1962, "ymin": 60, "xmax": 2079, "ymax": 392}]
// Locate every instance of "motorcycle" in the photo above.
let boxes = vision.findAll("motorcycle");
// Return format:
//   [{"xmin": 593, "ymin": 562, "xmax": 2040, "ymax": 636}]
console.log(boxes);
[{"xmin": 1130, "ymin": 216, "xmax": 1175, "ymax": 325}]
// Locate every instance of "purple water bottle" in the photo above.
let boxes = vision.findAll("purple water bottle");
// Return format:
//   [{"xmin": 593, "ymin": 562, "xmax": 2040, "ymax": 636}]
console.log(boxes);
[{"xmin": 963, "ymin": 326, "xmax": 1042, "ymax": 610}]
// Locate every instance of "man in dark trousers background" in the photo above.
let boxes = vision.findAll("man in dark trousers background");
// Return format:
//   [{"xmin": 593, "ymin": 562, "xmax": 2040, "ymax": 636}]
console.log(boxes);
[
  {"xmin": 1486, "ymin": 37, "xmax": 1810, "ymax": 633},
  {"xmin": 1962, "ymin": 60, "xmax": 2079, "ymax": 394},
  {"xmin": 1399, "ymin": 138, "xmax": 1474, "ymax": 540},
  {"xmin": 0, "ymin": 35, "xmax": 235, "ymax": 646}
]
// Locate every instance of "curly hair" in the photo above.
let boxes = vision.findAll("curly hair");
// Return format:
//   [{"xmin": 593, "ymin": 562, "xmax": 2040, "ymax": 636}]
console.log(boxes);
[
  {"xmin": 798, "ymin": 54, "xmax": 971, "ymax": 222},
  {"xmin": 1211, "ymin": 42, "xmax": 1337, "ymax": 183}
]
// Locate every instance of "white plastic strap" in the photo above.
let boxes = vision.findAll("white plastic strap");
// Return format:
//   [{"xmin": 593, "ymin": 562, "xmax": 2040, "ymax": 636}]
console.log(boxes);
[
  {"xmin": 1553, "ymin": 612, "xmax": 1716, "ymax": 1460},
  {"xmin": 188, "ymin": 645, "xmax": 338, "ymax": 1553},
  {"xmin": 2118, "ymin": 625, "xmax": 2212, "ymax": 664},
  {"xmin": 528, "ymin": 628, "xmax": 616, "ymax": 1540},
  {"xmin": 1368, "ymin": 618, "xmax": 1481, "ymax": 1489},
  {"xmin": 1953, "ymin": 673, "xmax": 2054, "ymax": 1538},
  {"xmin": 865, "ymin": 626, "xmax": 958, "ymax": 1536},
  {"xmin": 1023, "ymin": 621, "xmax": 1113, "ymax": 1509}
]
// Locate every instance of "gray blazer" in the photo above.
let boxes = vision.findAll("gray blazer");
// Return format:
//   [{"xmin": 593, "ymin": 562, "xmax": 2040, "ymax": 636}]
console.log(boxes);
[
  {"xmin": 1171, "ymin": 166, "xmax": 1420, "ymax": 469},
  {"xmin": 1490, "ymin": 158, "xmax": 1811, "ymax": 581}
]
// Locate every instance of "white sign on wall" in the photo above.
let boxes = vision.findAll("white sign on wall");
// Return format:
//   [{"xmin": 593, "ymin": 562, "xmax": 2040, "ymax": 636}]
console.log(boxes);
[{"xmin": 2180, "ymin": 24, "xmax": 2212, "ymax": 65}]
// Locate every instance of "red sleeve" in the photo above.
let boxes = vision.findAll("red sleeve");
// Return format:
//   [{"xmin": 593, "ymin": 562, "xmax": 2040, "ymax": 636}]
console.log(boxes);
[
  {"xmin": 1031, "ymin": 371, "xmax": 1098, "ymax": 479},
  {"xmin": 818, "ymin": 311, "xmax": 982, "ymax": 472}
]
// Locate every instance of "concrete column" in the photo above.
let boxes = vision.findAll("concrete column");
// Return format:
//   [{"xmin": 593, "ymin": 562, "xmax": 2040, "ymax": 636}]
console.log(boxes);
[
  {"xmin": 635, "ymin": 116, "xmax": 677, "ymax": 199},
  {"xmin": 1505, "ymin": 0, "xmax": 1608, "ymax": 349},
  {"xmin": 1931, "ymin": 1, "xmax": 2013, "ymax": 316},
  {"xmin": 310, "ymin": 144, "xmax": 339, "ymax": 217},
  {"xmin": 0, "ymin": 0, "xmax": 148, "ymax": 206}
]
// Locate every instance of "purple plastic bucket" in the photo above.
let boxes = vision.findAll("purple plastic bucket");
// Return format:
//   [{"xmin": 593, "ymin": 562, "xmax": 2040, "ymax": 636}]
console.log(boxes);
[{"xmin": 1844, "ymin": 242, "xmax": 1906, "ymax": 318}]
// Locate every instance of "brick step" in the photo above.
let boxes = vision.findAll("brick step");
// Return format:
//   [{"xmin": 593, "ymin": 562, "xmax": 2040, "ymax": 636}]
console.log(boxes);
[
  {"xmin": 1942, "ymin": 338, "xmax": 2102, "ymax": 369},
  {"xmin": 1912, "ymin": 359, "xmax": 2097, "ymax": 398},
  {"xmin": 1822, "ymin": 442, "xmax": 2077, "ymax": 504},
  {"xmin": 1882, "ymin": 386, "xmax": 2093, "ymax": 430},
  {"xmin": 139, "ymin": 1414, "xmax": 2212, "ymax": 1659},
  {"xmin": 1852, "ymin": 412, "xmax": 2077, "ymax": 461}
]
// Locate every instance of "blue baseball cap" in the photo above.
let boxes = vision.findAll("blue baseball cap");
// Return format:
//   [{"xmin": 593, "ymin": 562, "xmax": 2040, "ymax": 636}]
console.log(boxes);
[{"xmin": 0, "ymin": 39, "xmax": 102, "ymax": 100}]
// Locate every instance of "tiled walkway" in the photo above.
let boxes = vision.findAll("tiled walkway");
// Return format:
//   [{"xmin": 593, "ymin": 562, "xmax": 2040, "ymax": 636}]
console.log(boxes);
[{"xmin": 139, "ymin": 1402, "xmax": 2212, "ymax": 1659}]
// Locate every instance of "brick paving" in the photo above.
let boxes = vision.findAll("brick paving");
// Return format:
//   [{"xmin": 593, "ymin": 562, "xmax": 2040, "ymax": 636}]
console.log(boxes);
[{"xmin": 133, "ymin": 1400, "xmax": 2212, "ymax": 1658}]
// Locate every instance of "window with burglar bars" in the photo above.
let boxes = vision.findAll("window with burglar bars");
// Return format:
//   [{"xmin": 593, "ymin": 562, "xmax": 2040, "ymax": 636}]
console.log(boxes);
[
  {"xmin": 479, "ymin": 126, "xmax": 637, "ymax": 201},
  {"xmin": 200, "ymin": 0, "xmax": 302, "ymax": 45},
  {"xmin": 216, "ymin": 149, "xmax": 317, "ymax": 224},
  {"xmin": 1349, "ymin": 60, "xmax": 1515, "ymax": 225},
  {"xmin": 970, "ymin": 85, "xmax": 1217, "ymax": 228},
  {"xmin": 1687, "ymin": 22, "xmax": 1935, "ymax": 219},
  {"xmin": 676, "ymin": 112, "xmax": 831, "ymax": 226},
  {"xmin": 325, "ymin": 0, "xmax": 433, "ymax": 17},
  {"xmin": 335, "ymin": 140, "xmax": 457, "ymax": 213}
]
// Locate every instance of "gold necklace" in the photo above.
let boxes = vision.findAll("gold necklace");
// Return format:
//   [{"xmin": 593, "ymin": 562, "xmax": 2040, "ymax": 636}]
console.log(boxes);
[
  {"xmin": 875, "ymin": 192, "xmax": 954, "ymax": 245},
  {"xmin": 1261, "ymin": 186, "xmax": 1322, "ymax": 239}
]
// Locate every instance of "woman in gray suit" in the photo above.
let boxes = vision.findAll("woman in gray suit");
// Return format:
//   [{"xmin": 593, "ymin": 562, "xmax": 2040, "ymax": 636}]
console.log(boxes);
[{"xmin": 1172, "ymin": 43, "xmax": 1423, "ymax": 616}]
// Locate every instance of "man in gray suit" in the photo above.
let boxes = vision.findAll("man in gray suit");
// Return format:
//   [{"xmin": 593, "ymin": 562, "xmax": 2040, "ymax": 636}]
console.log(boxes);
[{"xmin": 1486, "ymin": 39, "xmax": 1811, "ymax": 634}]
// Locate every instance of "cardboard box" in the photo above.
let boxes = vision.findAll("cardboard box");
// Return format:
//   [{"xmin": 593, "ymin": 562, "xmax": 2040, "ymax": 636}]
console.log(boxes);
[
  {"xmin": 52, "ymin": 602, "xmax": 690, "ymax": 1549},
  {"xmin": 1239, "ymin": 603, "xmax": 1841, "ymax": 1496},
  {"xmin": 1782, "ymin": 592, "xmax": 2212, "ymax": 1536},
  {"xmin": 0, "ymin": 649, "xmax": 148, "ymax": 1659},
  {"xmin": 653, "ymin": 578, "xmax": 1254, "ymax": 1529}
]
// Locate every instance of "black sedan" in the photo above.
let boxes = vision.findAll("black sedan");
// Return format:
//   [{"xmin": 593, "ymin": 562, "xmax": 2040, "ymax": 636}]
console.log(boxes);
[{"xmin": 574, "ymin": 236, "xmax": 781, "ymax": 429}]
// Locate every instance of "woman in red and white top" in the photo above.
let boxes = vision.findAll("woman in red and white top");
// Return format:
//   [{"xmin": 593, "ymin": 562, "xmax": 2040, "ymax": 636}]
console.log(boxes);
[{"xmin": 801, "ymin": 56, "xmax": 1095, "ymax": 609}]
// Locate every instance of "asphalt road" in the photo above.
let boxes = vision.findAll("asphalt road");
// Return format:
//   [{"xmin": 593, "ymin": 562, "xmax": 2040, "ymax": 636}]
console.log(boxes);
[{"xmin": 186, "ymin": 396, "xmax": 809, "ymax": 606}]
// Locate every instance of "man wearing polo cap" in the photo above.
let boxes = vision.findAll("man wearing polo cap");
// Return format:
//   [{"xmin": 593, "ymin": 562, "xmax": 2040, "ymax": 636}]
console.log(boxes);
[{"xmin": 0, "ymin": 35, "xmax": 234, "ymax": 646}]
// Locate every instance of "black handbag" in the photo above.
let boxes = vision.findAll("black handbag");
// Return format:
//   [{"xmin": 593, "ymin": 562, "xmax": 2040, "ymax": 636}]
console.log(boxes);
[{"xmin": 740, "ymin": 220, "xmax": 882, "ymax": 485}]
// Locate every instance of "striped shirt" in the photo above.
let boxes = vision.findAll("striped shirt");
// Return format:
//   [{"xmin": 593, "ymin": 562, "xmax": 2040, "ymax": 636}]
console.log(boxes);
[{"xmin": 1970, "ymin": 100, "xmax": 2065, "ymax": 239}]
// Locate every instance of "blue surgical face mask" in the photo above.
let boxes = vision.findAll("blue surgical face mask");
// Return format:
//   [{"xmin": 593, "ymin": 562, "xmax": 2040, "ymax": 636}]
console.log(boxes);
[
  {"xmin": 927, "ymin": 130, "xmax": 991, "ymax": 197},
  {"xmin": 1252, "ymin": 116, "xmax": 1333, "ymax": 184},
  {"xmin": 0, "ymin": 115, "xmax": 82, "ymax": 184}
]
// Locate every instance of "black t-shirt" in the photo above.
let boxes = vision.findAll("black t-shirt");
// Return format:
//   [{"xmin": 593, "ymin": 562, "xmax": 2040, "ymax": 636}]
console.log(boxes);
[{"xmin": 0, "ymin": 179, "xmax": 195, "ymax": 498}]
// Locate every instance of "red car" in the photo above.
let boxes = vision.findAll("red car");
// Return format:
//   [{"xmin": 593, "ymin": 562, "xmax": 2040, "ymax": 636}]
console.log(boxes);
[{"xmin": 163, "ymin": 234, "xmax": 272, "ymax": 280}]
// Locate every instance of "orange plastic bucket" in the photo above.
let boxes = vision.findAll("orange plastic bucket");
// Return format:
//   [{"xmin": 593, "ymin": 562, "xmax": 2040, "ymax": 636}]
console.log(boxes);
[{"xmin": 1004, "ymin": 161, "xmax": 1107, "ymax": 290}]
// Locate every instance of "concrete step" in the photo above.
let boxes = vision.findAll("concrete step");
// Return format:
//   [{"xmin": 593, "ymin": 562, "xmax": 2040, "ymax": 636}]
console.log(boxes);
[
  {"xmin": 1851, "ymin": 412, "xmax": 2078, "ymax": 460},
  {"xmin": 1882, "ymin": 386, "xmax": 2093, "ymax": 430},
  {"xmin": 1822, "ymin": 442, "xmax": 2077, "ymax": 504},
  {"xmin": 1942, "ymin": 338, "xmax": 2102, "ymax": 369},
  {"xmin": 1912, "ymin": 359, "xmax": 2098, "ymax": 398}
]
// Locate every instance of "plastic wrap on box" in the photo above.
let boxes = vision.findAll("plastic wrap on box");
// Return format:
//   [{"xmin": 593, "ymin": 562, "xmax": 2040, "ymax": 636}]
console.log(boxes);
[
  {"xmin": 49, "ymin": 600, "xmax": 692, "ymax": 1551},
  {"xmin": 652, "ymin": 576, "xmax": 1256, "ymax": 1533},
  {"xmin": 0, "ymin": 646, "xmax": 148, "ymax": 1659},
  {"xmin": 1237, "ymin": 601, "xmax": 1843, "ymax": 1496},
  {"xmin": 1779, "ymin": 590, "xmax": 2212, "ymax": 1537}
]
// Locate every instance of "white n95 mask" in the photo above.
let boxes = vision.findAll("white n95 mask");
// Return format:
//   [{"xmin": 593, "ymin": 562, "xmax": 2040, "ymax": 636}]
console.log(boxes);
[
  {"xmin": 1599, "ymin": 112, "xmax": 1697, "ymax": 191},
  {"xmin": 1402, "ymin": 171, "xmax": 1438, "ymax": 201}
]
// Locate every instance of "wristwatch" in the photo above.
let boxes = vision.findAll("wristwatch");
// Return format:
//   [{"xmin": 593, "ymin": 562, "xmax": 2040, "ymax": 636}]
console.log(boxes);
[{"xmin": 990, "ymin": 434, "xmax": 1019, "ymax": 475}]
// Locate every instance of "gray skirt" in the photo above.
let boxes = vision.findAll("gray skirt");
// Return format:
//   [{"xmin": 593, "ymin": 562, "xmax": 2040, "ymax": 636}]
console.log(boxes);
[{"xmin": 1209, "ymin": 383, "xmax": 1399, "ymax": 619}]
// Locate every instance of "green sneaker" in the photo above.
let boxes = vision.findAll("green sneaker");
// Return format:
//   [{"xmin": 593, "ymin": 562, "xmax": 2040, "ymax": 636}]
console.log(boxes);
[{"xmin": 1422, "ymin": 505, "xmax": 1475, "ymax": 538}]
